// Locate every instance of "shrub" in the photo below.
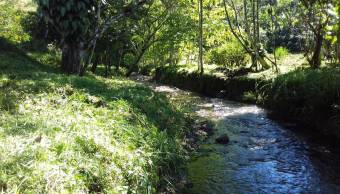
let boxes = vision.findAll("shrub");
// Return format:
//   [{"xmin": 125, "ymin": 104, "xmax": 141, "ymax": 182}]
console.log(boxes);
[
  {"xmin": 0, "ymin": 2, "xmax": 31, "ymax": 43},
  {"xmin": 275, "ymin": 46, "xmax": 289, "ymax": 59},
  {"xmin": 123, "ymin": 53, "xmax": 135, "ymax": 67},
  {"xmin": 208, "ymin": 40, "xmax": 248, "ymax": 69},
  {"xmin": 263, "ymin": 67, "xmax": 340, "ymax": 136}
]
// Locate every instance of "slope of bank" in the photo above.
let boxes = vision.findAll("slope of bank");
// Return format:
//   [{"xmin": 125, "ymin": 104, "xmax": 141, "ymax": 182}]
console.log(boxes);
[
  {"xmin": 154, "ymin": 65, "xmax": 340, "ymax": 140},
  {"xmin": 154, "ymin": 66, "xmax": 260, "ymax": 102},
  {"xmin": 0, "ymin": 41, "xmax": 191, "ymax": 193}
]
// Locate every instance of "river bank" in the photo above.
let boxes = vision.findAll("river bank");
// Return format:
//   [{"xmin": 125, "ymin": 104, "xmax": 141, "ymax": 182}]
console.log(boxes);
[{"xmin": 154, "ymin": 66, "xmax": 340, "ymax": 141}]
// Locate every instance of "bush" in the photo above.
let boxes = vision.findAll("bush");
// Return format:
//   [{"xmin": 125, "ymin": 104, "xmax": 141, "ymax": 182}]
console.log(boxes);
[
  {"xmin": 275, "ymin": 47, "xmax": 289, "ymax": 59},
  {"xmin": 263, "ymin": 67, "xmax": 340, "ymax": 137},
  {"xmin": 208, "ymin": 40, "xmax": 248, "ymax": 69},
  {"xmin": 123, "ymin": 53, "xmax": 135, "ymax": 67},
  {"xmin": 0, "ymin": 2, "xmax": 31, "ymax": 43}
]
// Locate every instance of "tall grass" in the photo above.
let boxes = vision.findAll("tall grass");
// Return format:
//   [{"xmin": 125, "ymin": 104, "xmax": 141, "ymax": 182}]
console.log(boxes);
[
  {"xmin": 262, "ymin": 66, "xmax": 340, "ymax": 136},
  {"xmin": 0, "ymin": 46, "xmax": 189, "ymax": 193}
]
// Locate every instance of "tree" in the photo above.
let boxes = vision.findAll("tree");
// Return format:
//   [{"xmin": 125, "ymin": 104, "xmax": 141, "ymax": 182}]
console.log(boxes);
[
  {"xmin": 36, "ymin": 0, "xmax": 97, "ymax": 74},
  {"xmin": 268, "ymin": 1, "xmax": 278, "ymax": 71},
  {"xmin": 125, "ymin": 6, "xmax": 171, "ymax": 76},
  {"xmin": 223, "ymin": 0, "xmax": 274, "ymax": 71},
  {"xmin": 300, "ymin": 0, "xmax": 336, "ymax": 68},
  {"xmin": 36, "ymin": 0, "xmax": 149, "ymax": 75},
  {"xmin": 123, "ymin": 0, "xmax": 196, "ymax": 74},
  {"xmin": 198, "ymin": 0, "xmax": 204, "ymax": 75}
]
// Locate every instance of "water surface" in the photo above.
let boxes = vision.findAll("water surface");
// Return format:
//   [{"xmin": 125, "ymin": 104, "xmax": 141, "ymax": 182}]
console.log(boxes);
[{"xmin": 135, "ymin": 76, "xmax": 340, "ymax": 194}]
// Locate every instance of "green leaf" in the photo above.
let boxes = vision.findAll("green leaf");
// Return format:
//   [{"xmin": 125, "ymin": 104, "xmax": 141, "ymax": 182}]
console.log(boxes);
[{"xmin": 60, "ymin": 7, "xmax": 66, "ymax": 17}]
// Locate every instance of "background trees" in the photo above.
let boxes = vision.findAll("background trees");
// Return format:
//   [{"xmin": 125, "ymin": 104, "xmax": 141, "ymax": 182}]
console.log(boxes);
[
  {"xmin": 36, "ymin": 0, "xmax": 150, "ymax": 75},
  {"xmin": 300, "ymin": 0, "xmax": 337, "ymax": 68},
  {"xmin": 31, "ymin": 0, "xmax": 340, "ymax": 75},
  {"xmin": 198, "ymin": 0, "xmax": 204, "ymax": 75}
]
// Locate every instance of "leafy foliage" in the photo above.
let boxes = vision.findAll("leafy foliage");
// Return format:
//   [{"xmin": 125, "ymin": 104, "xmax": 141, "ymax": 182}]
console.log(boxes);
[
  {"xmin": 266, "ymin": 27, "xmax": 305, "ymax": 53},
  {"xmin": 208, "ymin": 40, "xmax": 248, "ymax": 68},
  {"xmin": 36, "ymin": 0, "xmax": 96, "ymax": 44},
  {"xmin": 275, "ymin": 46, "xmax": 289, "ymax": 59},
  {"xmin": 0, "ymin": 2, "xmax": 31, "ymax": 43}
]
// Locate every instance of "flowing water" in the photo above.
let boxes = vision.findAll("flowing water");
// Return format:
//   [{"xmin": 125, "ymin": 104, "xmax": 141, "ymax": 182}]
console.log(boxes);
[{"xmin": 134, "ymin": 76, "xmax": 340, "ymax": 194}]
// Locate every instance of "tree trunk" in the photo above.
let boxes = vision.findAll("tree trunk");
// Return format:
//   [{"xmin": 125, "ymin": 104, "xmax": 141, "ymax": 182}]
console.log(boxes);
[
  {"xmin": 311, "ymin": 32, "xmax": 323, "ymax": 69},
  {"xmin": 251, "ymin": 0, "xmax": 258, "ymax": 69},
  {"xmin": 169, "ymin": 42, "xmax": 175, "ymax": 66},
  {"xmin": 126, "ymin": 51, "xmax": 146, "ymax": 76},
  {"xmin": 61, "ymin": 43, "xmax": 84, "ymax": 75},
  {"xmin": 116, "ymin": 50, "xmax": 122, "ymax": 71},
  {"xmin": 244, "ymin": 0, "xmax": 249, "ymax": 35},
  {"xmin": 91, "ymin": 56, "xmax": 99, "ymax": 73},
  {"xmin": 269, "ymin": 6, "xmax": 278, "ymax": 72},
  {"xmin": 198, "ymin": 0, "xmax": 204, "ymax": 75}
]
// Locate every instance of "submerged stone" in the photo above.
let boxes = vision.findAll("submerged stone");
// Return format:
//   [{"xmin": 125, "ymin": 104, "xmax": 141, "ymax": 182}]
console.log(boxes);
[{"xmin": 215, "ymin": 134, "xmax": 230, "ymax": 145}]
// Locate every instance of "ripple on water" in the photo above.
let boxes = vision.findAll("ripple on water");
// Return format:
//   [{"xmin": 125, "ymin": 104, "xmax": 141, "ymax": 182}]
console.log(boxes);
[{"xmin": 186, "ymin": 95, "xmax": 340, "ymax": 193}]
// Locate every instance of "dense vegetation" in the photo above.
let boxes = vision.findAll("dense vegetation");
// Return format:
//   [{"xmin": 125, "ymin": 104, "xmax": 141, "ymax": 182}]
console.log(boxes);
[
  {"xmin": 263, "ymin": 66, "xmax": 340, "ymax": 134},
  {"xmin": 0, "ymin": 0, "xmax": 340, "ymax": 193}
]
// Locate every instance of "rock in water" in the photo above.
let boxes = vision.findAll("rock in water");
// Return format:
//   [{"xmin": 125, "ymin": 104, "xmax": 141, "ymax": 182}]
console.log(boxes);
[{"xmin": 215, "ymin": 134, "xmax": 230, "ymax": 145}]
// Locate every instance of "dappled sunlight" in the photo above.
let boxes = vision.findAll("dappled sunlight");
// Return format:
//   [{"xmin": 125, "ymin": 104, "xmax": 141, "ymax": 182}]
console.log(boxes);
[
  {"xmin": 154, "ymin": 85, "xmax": 182, "ymax": 93},
  {"xmin": 148, "ymin": 82, "xmax": 265, "ymax": 120},
  {"xmin": 195, "ymin": 98, "xmax": 264, "ymax": 119}
]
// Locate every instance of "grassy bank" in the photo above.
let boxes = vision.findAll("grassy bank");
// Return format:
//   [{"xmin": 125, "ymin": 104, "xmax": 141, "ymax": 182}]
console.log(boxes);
[
  {"xmin": 154, "ymin": 64, "xmax": 340, "ymax": 140},
  {"xmin": 0, "ymin": 40, "xmax": 191, "ymax": 193},
  {"xmin": 263, "ymin": 66, "xmax": 340, "ymax": 138},
  {"xmin": 154, "ymin": 66, "xmax": 260, "ymax": 102}
]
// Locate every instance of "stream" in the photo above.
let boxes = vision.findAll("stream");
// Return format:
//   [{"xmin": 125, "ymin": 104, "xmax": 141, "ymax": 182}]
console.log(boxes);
[{"xmin": 134, "ymin": 76, "xmax": 340, "ymax": 194}]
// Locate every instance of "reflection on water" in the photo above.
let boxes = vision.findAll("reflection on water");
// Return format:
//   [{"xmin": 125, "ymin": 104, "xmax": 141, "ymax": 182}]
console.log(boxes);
[{"xmin": 139, "ymin": 77, "xmax": 340, "ymax": 194}]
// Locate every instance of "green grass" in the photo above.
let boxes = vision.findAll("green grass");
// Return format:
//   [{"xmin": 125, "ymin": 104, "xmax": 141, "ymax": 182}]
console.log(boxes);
[
  {"xmin": 0, "ymin": 5, "xmax": 190, "ymax": 192},
  {"xmin": 246, "ymin": 54, "xmax": 308, "ymax": 80},
  {"xmin": 176, "ymin": 53, "xmax": 307, "ymax": 80},
  {"xmin": 0, "ymin": 41, "xmax": 190, "ymax": 193},
  {"xmin": 274, "ymin": 46, "xmax": 289, "ymax": 60},
  {"xmin": 262, "ymin": 66, "xmax": 340, "ymax": 136}
]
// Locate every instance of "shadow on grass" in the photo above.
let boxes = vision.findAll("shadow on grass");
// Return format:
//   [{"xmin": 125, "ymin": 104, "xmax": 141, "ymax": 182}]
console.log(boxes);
[
  {"xmin": 0, "ymin": 38, "xmax": 59, "ymax": 75},
  {"xmin": 0, "ymin": 38, "xmax": 187, "ymax": 136},
  {"xmin": 67, "ymin": 75, "xmax": 187, "ymax": 136}
]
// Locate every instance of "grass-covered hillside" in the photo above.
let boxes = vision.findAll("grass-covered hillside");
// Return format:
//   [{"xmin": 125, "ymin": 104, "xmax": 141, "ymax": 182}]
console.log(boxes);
[{"xmin": 0, "ymin": 39, "xmax": 191, "ymax": 193}]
